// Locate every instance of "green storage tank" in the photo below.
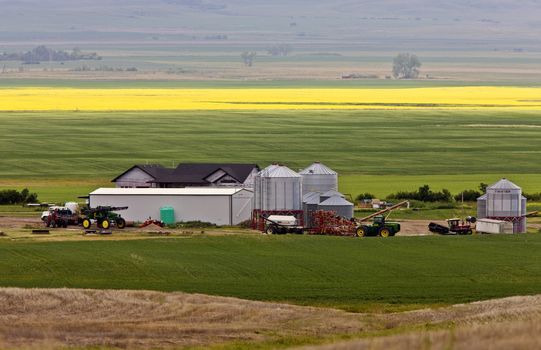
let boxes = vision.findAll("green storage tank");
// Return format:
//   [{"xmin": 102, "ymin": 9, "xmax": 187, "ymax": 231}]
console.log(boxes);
[{"xmin": 160, "ymin": 206, "xmax": 175, "ymax": 225}]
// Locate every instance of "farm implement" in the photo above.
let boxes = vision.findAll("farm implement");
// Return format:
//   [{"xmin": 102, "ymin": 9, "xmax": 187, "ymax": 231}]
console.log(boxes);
[
  {"xmin": 354, "ymin": 200, "xmax": 409, "ymax": 237},
  {"xmin": 428, "ymin": 217, "xmax": 476, "ymax": 235},
  {"xmin": 81, "ymin": 206, "xmax": 128, "ymax": 230}
]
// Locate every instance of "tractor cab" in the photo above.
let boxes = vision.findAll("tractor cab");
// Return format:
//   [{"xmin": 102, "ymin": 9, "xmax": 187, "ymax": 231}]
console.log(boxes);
[
  {"xmin": 372, "ymin": 215, "xmax": 386, "ymax": 226},
  {"xmin": 446, "ymin": 217, "xmax": 474, "ymax": 235}
]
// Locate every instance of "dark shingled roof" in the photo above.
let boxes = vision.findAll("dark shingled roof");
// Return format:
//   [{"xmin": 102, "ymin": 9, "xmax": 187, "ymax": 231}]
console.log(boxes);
[{"xmin": 113, "ymin": 163, "xmax": 259, "ymax": 186}]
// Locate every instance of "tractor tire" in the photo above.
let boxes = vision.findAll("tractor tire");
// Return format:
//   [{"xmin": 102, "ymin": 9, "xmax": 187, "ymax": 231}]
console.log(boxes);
[
  {"xmin": 378, "ymin": 227, "xmax": 391, "ymax": 238},
  {"xmin": 355, "ymin": 226, "xmax": 367, "ymax": 237},
  {"xmin": 82, "ymin": 219, "xmax": 91, "ymax": 229},
  {"xmin": 50, "ymin": 220, "xmax": 57, "ymax": 228},
  {"xmin": 63, "ymin": 221, "xmax": 68, "ymax": 228},
  {"xmin": 101, "ymin": 219, "xmax": 110, "ymax": 230},
  {"xmin": 116, "ymin": 218, "xmax": 126, "ymax": 229}
]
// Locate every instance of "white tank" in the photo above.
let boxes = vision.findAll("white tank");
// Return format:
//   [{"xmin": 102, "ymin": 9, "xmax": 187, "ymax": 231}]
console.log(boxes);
[
  {"xmin": 65, "ymin": 202, "xmax": 80, "ymax": 214},
  {"xmin": 299, "ymin": 162, "xmax": 338, "ymax": 196},
  {"xmin": 486, "ymin": 178, "xmax": 522, "ymax": 217},
  {"xmin": 258, "ymin": 165, "xmax": 302, "ymax": 210}
]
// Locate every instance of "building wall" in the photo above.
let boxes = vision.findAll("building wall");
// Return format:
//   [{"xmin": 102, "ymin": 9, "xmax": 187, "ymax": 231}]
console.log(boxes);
[
  {"xmin": 89, "ymin": 190, "xmax": 253, "ymax": 225},
  {"xmin": 114, "ymin": 168, "xmax": 155, "ymax": 188}
]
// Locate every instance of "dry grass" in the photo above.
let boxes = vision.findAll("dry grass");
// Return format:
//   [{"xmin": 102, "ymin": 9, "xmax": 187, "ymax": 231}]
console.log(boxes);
[
  {"xmin": 0, "ymin": 288, "xmax": 540, "ymax": 350},
  {"xmin": 0, "ymin": 288, "xmax": 366, "ymax": 349},
  {"xmin": 301, "ymin": 295, "xmax": 541, "ymax": 350}
]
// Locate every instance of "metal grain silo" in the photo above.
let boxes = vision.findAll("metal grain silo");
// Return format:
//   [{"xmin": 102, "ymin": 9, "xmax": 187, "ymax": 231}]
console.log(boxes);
[
  {"xmin": 254, "ymin": 164, "xmax": 279, "ymax": 210},
  {"xmin": 477, "ymin": 194, "xmax": 487, "ymax": 219},
  {"xmin": 320, "ymin": 189, "xmax": 345, "ymax": 202},
  {"xmin": 299, "ymin": 162, "xmax": 338, "ymax": 196},
  {"xmin": 486, "ymin": 178, "xmax": 522, "ymax": 217},
  {"xmin": 318, "ymin": 196, "xmax": 354, "ymax": 219},
  {"xmin": 521, "ymin": 196, "xmax": 527, "ymax": 216},
  {"xmin": 302, "ymin": 192, "xmax": 321, "ymax": 228},
  {"xmin": 261, "ymin": 165, "xmax": 302, "ymax": 210}
]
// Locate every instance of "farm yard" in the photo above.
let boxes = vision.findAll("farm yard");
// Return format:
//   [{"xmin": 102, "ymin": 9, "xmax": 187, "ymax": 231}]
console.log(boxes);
[{"xmin": 0, "ymin": 79, "xmax": 540, "ymax": 349}]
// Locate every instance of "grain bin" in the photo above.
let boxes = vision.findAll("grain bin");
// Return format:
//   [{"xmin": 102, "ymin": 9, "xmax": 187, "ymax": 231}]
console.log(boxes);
[
  {"xmin": 320, "ymin": 190, "xmax": 345, "ymax": 202},
  {"xmin": 302, "ymin": 192, "xmax": 321, "ymax": 228},
  {"xmin": 299, "ymin": 162, "xmax": 338, "ymax": 196},
  {"xmin": 254, "ymin": 164, "xmax": 279, "ymax": 210},
  {"xmin": 477, "ymin": 194, "xmax": 487, "ymax": 219},
  {"xmin": 318, "ymin": 195, "xmax": 354, "ymax": 219},
  {"xmin": 257, "ymin": 165, "xmax": 302, "ymax": 210},
  {"xmin": 486, "ymin": 178, "xmax": 522, "ymax": 217}
]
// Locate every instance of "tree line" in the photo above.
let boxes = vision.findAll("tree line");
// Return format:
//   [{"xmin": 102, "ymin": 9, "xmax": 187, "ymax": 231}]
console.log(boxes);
[{"xmin": 0, "ymin": 46, "xmax": 101, "ymax": 63}]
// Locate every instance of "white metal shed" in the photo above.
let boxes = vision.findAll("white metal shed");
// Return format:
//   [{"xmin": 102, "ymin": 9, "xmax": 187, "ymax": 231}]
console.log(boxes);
[{"xmin": 88, "ymin": 187, "xmax": 253, "ymax": 225}]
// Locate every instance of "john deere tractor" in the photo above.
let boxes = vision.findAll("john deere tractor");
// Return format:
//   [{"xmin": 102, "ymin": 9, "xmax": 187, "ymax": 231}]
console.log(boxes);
[
  {"xmin": 355, "ymin": 215, "xmax": 401, "ymax": 237},
  {"xmin": 80, "ymin": 206, "xmax": 128, "ymax": 230},
  {"xmin": 355, "ymin": 201, "xmax": 408, "ymax": 238}
]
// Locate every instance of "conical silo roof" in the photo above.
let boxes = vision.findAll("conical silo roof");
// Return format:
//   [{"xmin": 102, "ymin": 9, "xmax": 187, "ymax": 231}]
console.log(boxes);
[
  {"xmin": 267, "ymin": 165, "xmax": 301, "ymax": 178},
  {"xmin": 488, "ymin": 178, "xmax": 521, "ymax": 190},
  {"xmin": 258, "ymin": 164, "xmax": 279, "ymax": 177},
  {"xmin": 299, "ymin": 162, "xmax": 337, "ymax": 175},
  {"xmin": 477, "ymin": 194, "xmax": 487, "ymax": 200},
  {"xmin": 319, "ymin": 196, "xmax": 353, "ymax": 206},
  {"xmin": 321, "ymin": 189, "xmax": 344, "ymax": 198},
  {"xmin": 303, "ymin": 192, "xmax": 321, "ymax": 204}
]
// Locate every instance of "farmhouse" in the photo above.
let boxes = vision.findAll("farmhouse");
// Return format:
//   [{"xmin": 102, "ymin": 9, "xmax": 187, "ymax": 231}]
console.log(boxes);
[
  {"xmin": 89, "ymin": 187, "xmax": 253, "ymax": 225},
  {"xmin": 112, "ymin": 163, "xmax": 259, "ymax": 188}
]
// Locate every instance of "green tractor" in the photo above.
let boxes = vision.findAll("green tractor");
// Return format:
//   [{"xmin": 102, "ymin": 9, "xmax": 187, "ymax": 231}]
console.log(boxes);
[
  {"xmin": 355, "ymin": 200, "xmax": 409, "ymax": 238},
  {"xmin": 80, "ymin": 206, "xmax": 128, "ymax": 230},
  {"xmin": 355, "ymin": 215, "xmax": 401, "ymax": 237}
]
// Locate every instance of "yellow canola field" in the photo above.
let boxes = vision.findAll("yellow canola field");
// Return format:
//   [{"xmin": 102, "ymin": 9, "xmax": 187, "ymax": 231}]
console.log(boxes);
[{"xmin": 0, "ymin": 86, "xmax": 540, "ymax": 111}]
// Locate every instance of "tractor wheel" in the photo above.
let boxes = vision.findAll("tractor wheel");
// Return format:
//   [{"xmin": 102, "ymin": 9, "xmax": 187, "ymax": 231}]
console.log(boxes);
[
  {"xmin": 82, "ymin": 219, "xmax": 91, "ymax": 229},
  {"xmin": 355, "ymin": 226, "xmax": 367, "ymax": 237},
  {"xmin": 63, "ymin": 221, "xmax": 68, "ymax": 228},
  {"xmin": 50, "ymin": 220, "xmax": 57, "ymax": 228},
  {"xmin": 101, "ymin": 219, "xmax": 110, "ymax": 230},
  {"xmin": 116, "ymin": 218, "xmax": 126, "ymax": 229},
  {"xmin": 378, "ymin": 227, "xmax": 391, "ymax": 238}
]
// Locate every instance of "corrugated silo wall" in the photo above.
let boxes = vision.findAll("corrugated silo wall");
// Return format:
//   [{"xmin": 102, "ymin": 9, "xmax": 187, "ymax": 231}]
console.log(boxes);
[
  {"xmin": 477, "ymin": 198, "xmax": 487, "ymax": 219},
  {"xmin": 301, "ymin": 174, "xmax": 338, "ymax": 196},
  {"xmin": 265, "ymin": 177, "xmax": 302, "ymax": 210}
]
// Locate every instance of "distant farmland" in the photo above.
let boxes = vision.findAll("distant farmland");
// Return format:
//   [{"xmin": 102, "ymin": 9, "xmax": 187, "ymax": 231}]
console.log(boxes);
[
  {"xmin": 0, "ymin": 106, "xmax": 541, "ymax": 201},
  {"xmin": 2, "ymin": 86, "xmax": 541, "ymax": 111}
]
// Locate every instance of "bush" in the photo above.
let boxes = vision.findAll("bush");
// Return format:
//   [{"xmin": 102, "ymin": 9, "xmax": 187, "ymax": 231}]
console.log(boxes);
[
  {"xmin": 0, "ymin": 188, "xmax": 38, "ymax": 205},
  {"xmin": 524, "ymin": 192, "xmax": 541, "ymax": 201},
  {"xmin": 454, "ymin": 189, "xmax": 482, "ymax": 202},
  {"xmin": 356, "ymin": 193, "xmax": 375, "ymax": 201}
]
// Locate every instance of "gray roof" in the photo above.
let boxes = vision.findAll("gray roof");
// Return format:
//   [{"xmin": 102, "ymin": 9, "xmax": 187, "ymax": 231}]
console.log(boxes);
[
  {"xmin": 299, "ymin": 162, "xmax": 337, "ymax": 175},
  {"xmin": 319, "ymin": 195, "xmax": 353, "ymax": 206},
  {"xmin": 477, "ymin": 194, "xmax": 487, "ymax": 200},
  {"xmin": 321, "ymin": 189, "xmax": 344, "ymax": 198},
  {"xmin": 488, "ymin": 178, "xmax": 521, "ymax": 190},
  {"xmin": 265, "ymin": 165, "xmax": 301, "ymax": 178},
  {"xmin": 303, "ymin": 192, "xmax": 321, "ymax": 204}
]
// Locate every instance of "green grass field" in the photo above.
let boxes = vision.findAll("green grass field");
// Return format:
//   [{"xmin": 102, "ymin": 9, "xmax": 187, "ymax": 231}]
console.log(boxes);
[
  {"xmin": 0, "ymin": 109, "xmax": 540, "ymax": 202},
  {"xmin": 1, "ymin": 234, "xmax": 540, "ymax": 312}
]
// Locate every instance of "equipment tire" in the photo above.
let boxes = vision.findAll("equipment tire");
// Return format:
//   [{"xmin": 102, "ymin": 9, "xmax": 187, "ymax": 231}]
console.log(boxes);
[
  {"xmin": 101, "ymin": 219, "xmax": 110, "ymax": 230},
  {"xmin": 116, "ymin": 218, "xmax": 126, "ymax": 229},
  {"xmin": 356, "ymin": 226, "xmax": 367, "ymax": 237},
  {"xmin": 82, "ymin": 219, "xmax": 91, "ymax": 229},
  {"xmin": 378, "ymin": 227, "xmax": 391, "ymax": 238}
]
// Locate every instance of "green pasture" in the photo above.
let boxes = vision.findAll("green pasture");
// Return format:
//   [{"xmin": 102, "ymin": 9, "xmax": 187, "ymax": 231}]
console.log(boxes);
[
  {"xmin": 0, "ymin": 109, "xmax": 540, "ymax": 201},
  {"xmin": 0, "ymin": 234, "xmax": 540, "ymax": 311}
]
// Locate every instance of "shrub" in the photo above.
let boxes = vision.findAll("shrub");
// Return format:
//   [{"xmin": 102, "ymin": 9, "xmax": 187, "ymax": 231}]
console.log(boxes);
[
  {"xmin": 356, "ymin": 193, "xmax": 375, "ymax": 201},
  {"xmin": 386, "ymin": 185, "xmax": 453, "ymax": 202},
  {"xmin": 0, "ymin": 188, "xmax": 38, "ymax": 205},
  {"xmin": 454, "ymin": 189, "xmax": 482, "ymax": 202}
]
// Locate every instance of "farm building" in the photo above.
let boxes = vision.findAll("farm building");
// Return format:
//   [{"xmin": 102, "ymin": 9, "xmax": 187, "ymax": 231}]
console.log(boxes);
[
  {"xmin": 112, "ymin": 163, "xmax": 259, "ymax": 188},
  {"xmin": 477, "ymin": 178, "xmax": 527, "ymax": 233},
  {"xmin": 89, "ymin": 187, "xmax": 253, "ymax": 225},
  {"xmin": 299, "ymin": 162, "xmax": 338, "ymax": 196}
]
